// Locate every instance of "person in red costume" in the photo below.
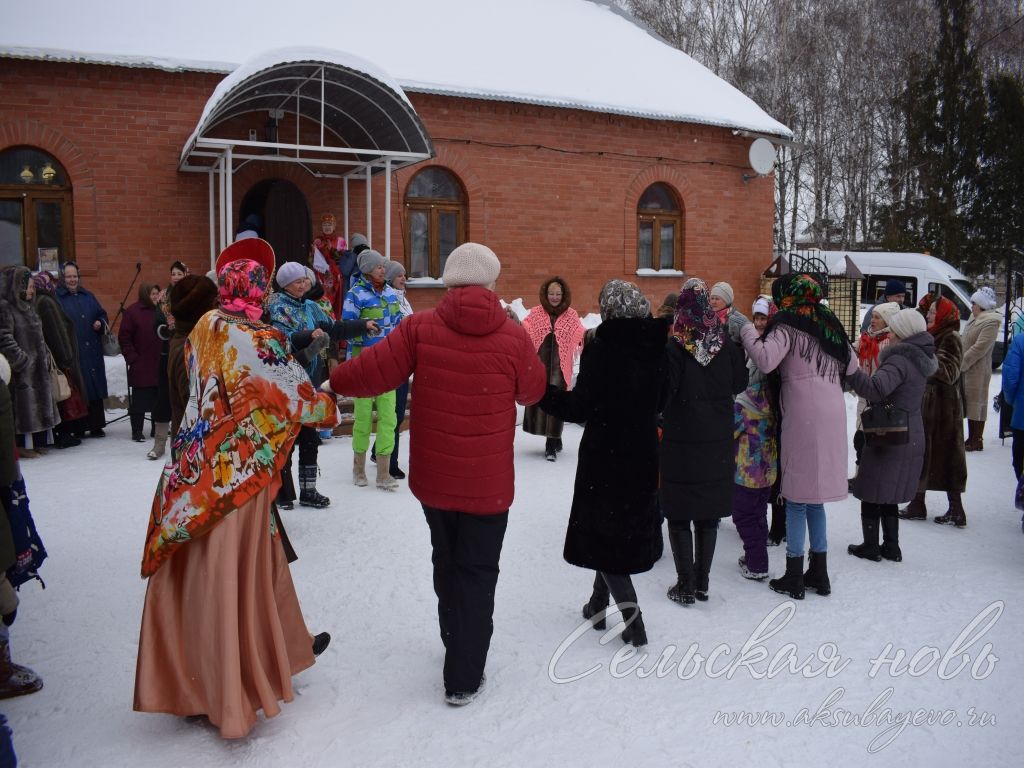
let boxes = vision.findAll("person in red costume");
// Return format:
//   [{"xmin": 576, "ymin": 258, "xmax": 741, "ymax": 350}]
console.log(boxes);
[{"xmin": 310, "ymin": 213, "xmax": 346, "ymax": 320}]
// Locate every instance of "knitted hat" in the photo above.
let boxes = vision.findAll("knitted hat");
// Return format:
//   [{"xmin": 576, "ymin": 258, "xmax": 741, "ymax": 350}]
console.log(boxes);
[
  {"xmin": 873, "ymin": 301, "xmax": 902, "ymax": 328},
  {"xmin": 276, "ymin": 261, "xmax": 308, "ymax": 288},
  {"xmin": 599, "ymin": 280, "xmax": 650, "ymax": 320},
  {"xmin": 384, "ymin": 260, "xmax": 406, "ymax": 284},
  {"xmin": 169, "ymin": 274, "xmax": 219, "ymax": 328},
  {"xmin": 752, "ymin": 297, "xmax": 771, "ymax": 317},
  {"xmin": 441, "ymin": 243, "xmax": 501, "ymax": 288},
  {"xmin": 883, "ymin": 278, "xmax": 907, "ymax": 297},
  {"xmin": 350, "ymin": 233, "xmax": 369, "ymax": 253},
  {"xmin": 887, "ymin": 308, "xmax": 927, "ymax": 340},
  {"xmin": 710, "ymin": 282, "xmax": 734, "ymax": 306},
  {"xmin": 357, "ymin": 249, "xmax": 387, "ymax": 275},
  {"xmin": 971, "ymin": 286, "xmax": 997, "ymax": 311}
]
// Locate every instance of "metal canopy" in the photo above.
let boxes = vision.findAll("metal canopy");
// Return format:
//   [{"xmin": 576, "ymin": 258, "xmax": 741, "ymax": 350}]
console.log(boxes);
[{"xmin": 180, "ymin": 48, "xmax": 435, "ymax": 262}]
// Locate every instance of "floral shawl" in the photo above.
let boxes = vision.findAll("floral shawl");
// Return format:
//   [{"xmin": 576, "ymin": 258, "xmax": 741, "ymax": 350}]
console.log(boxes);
[{"xmin": 672, "ymin": 277, "xmax": 726, "ymax": 366}]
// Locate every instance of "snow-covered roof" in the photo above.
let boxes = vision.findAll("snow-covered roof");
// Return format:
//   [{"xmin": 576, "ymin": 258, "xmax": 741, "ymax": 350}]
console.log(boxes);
[{"xmin": 0, "ymin": 0, "xmax": 792, "ymax": 138}]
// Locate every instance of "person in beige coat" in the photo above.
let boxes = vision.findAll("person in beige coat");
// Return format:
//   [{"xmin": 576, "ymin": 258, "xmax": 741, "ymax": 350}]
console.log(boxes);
[{"xmin": 961, "ymin": 287, "xmax": 1001, "ymax": 451}]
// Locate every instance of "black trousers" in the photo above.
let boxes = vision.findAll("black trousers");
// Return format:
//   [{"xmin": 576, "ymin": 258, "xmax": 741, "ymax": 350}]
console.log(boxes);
[
  {"xmin": 423, "ymin": 505, "xmax": 508, "ymax": 695},
  {"xmin": 278, "ymin": 427, "xmax": 321, "ymax": 502}
]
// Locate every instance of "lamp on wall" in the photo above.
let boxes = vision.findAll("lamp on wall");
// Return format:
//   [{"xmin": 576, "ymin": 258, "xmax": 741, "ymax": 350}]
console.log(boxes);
[
  {"xmin": 19, "ymin": 165, "xmax": 34, "ymax": 183},
  {"xmin": 40, "ymin": 162, "xmax": 56, "ymax": 184}
]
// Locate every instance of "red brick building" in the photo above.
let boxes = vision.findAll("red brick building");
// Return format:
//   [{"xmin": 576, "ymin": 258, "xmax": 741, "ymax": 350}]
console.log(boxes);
[{"xmin": 0, "ymin": 0, "xmax": 790, "ymax": 318}]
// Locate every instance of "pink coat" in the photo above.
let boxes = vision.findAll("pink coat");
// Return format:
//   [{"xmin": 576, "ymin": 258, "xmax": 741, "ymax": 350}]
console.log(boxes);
[{"xmin": 740, "ymin": 323, "xmax": 858, "ymax": 504}]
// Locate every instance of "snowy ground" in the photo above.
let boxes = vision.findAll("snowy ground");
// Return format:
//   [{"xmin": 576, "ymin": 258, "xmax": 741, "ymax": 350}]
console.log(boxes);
[{"xmin": 3, "ymin": 377, "xmax": 1020, "ymax": 767}]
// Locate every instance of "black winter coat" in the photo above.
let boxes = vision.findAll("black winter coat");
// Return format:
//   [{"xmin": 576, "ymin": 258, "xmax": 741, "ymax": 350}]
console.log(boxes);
[
  {"xmin": 539, "ymin": 317, "xmax": 668, "ymax": 575},
  {"xmin": 660, "ymin": 339, "xmax": 747, "ymax": 521}
]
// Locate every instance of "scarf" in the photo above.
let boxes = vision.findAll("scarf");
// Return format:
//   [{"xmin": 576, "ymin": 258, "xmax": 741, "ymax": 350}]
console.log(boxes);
[
  {"xmin": 919, "ymin": 293, "xmax": 960, "ymax": 336},
  {"xmin": 31, "ymin": 271, "xmax": 58, "ymax": 295},
  {"xmin": 765, "ymin": 273, "xmax": 850, "ymax": 381},
  {"xmin": 671, "ymin": 277, "xmax": 725, "ymax": 366},
  {"xmin": 218, "ymin": 259, "xmax": 269, "ymax": 322},
  {"xmin": 857, "ymin": 328, "xmax": 889, "ymax": 367}
]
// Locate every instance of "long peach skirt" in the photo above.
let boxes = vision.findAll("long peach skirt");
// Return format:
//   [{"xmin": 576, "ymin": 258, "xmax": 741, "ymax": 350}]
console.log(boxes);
[{"xmin": 133, "ymin": 486, "xmax": 315, "ymax": 738}]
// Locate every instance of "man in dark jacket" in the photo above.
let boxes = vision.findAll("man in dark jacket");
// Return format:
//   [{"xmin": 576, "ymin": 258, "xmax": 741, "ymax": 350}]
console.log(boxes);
[
  {"xmin": 860, "ymin": 278, "xmax": 907, "ymax": 332},
  {"xmin": 329, "ymin": 243, "xmax": 546, "ymax": 707}
]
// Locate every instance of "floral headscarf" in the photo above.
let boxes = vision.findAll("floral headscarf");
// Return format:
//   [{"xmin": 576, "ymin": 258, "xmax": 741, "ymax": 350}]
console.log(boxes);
[
  {"xmin": 918, "ymin": 293, "xmax": 960, "ymax": 336},
  {"xmin": 31, "ymin": 271, "xmax": 58, "ymax": 295},
  {"xmin": 218, "ymin": 259, "xmax": 269, "ymax": 322},
  {"xmin": 599, "ymin": 279, "xmax": 651, "ymax": 320},
  {"xmin": 766, "ymin": 273, "xmax": 851, "ymax": 381},
  {"xmin": 672, "ymin": 278, "xmax": 726, "ymax": 366}
]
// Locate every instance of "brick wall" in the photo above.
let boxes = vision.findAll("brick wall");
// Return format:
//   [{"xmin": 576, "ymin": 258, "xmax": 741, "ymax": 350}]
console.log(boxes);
[{"xmin": 1, "ymin": 59, "xmax": 775, "ymax": 320}]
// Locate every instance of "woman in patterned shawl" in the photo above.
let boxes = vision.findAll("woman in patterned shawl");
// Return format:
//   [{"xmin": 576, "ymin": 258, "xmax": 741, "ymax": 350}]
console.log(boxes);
[{"xmin": 134, "ymin": 239, "xmax": 339, "ymax": 739}]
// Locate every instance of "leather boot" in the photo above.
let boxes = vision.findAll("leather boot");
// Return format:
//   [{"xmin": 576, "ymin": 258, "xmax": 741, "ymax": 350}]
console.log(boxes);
[
  {"xmin": 694, "ymin": 524, "xmax": 718, "ymax": 601},
  {"xmin": 898, "ymin": 492, "xmax": 927, "ymax": 520},
  {"xmin": 298, "ymin": 465, "xmax": 330, "ymax": 508},
  {"xmin": 848, "ymin": 514, "xmax": 882, "ymax": 561},
  {"xmin": 964, "ymin": 420, "xmax": 984, "ymax": 451},
  {"xmin": 769, "ymin": 555, "xmax": 805, "ymax": 600},
  {"xmin": 666, "ymin": 526, "xmax": 695, "ymax": 605},
  {"xmin": 601, "ymin": 573, "xmax": 647, "ymax": 647},
  {"xmin": 147, "ymin": 422, "xmax": 169, "ymax": 460},
  {"xmin": 880, "ymin": 511, "xmax": 902, "ymax": 561},
  {"xmin": 352, "ymin": 451, "xmax": 368, "ymax": 487},
  {"xmin": 768, "ymin": 499, "xmax": 786, "ymax": 546},
  {"xmin": 582, "ymin": 572, "xmax": 610, "ymax": 630},
  {"xmin": 935, "ymin": 492, "xmax": 967, "ymax": 528},
  {"xmin": 0, "ymin": 635, "xmax": 43, "ymax": 700},
  {"xmin": 803, "ymin": 551, "xmax": 831, "ymax": 596},
  {"xmin": 376, "ymin": 453, "xmax": 399, "ymax": 491}
]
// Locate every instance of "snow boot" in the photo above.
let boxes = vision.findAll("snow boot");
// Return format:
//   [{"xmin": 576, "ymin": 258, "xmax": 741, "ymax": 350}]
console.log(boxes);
[
  {"xmin": 352, "ymin": 451, "xmax": 368, "ymax": 487},
  {"xmin": 848, "ymin": 514, "xmax": 882, "ymax": 562},
  {"xmin": 130, "ymin": 412, "xmax": 146, "ymax": 442},
  {"xmin": 934, "ymin": 492, "xmax": 967, "ymax": 528},
  {"xmin": 298, "ymin": 465, "xmax": 330, "ymax": 508},
  {"xmin": 738, "ymin": 555, "xmax": 768, "ymax": 581},
  {"xmin": 694, "ymin": 525, "xmax": 717, "ymax": 602},
  {"xmin": 147, "ymin": 422, "xmax": 169, "ymax": 460},
  {"xmin": 666, "ymin": 526, "xmax": 696, "ymax": 605},
  {"xmin": 769, "ymin": 555, "xmax": 805, "ymax": 600},
  {"xmin": 0, "ymin": 636, "xmax": 43, "ymax": 700},
  {"xmin": 880, "ymin": 512, "xmax": 902, "ymax": 562},
  {"xmin": 964, "ymin": 420, "xmax": 984, "ymax": 451},
  {"xmin": 898, "ymin": 492, "xmax": 927, "ymax": 521},
  {"xmin": 582, "ymin": 572, "xmax": 610, "ymax": 630},
  {"xmin": 803, "ymin": 551, "xmax": 831, "ymax": 596},
  {"xmin": 544, "ymin": 438, "xmax": 557, "ymax": 462},
  {"xmin": 376, "ymin": 453, "xmax": 399, "ymax": 491},
  {"xmin": 445, "ymin": 673, "xmax": 486, "ymax": 707}
]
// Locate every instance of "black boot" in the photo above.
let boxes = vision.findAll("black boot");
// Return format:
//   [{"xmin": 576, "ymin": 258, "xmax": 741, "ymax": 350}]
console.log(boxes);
[
  {"xmin": 694, "ymin": 523, "xmax": 718, "ymax": 602},
  {"xmin": 544, "ymin": 438, "xmax": 557, "ymax": 462},
  {"xmin": 581, "ymin": 572, "xmax": 610, "ymax": 630},
  {"xmin": 312, "ymin": 632, "xmax": 331, "ymax": 657},
  {"xmin": 803, "ymin": 551, "xmax": 831, "ymax": 596},
  {"xmin": 553, "ymin": 438, "xmax": 563, "ymax": 453},
  {"xmin": 768, "ymin": 499, "xmax": 786, "ymax": 546},
  {"xmin": 880, "ymin": 511, "xmax": 903, "ymax": 562},
  {"xmin": 898, "ymin": 492, "xmax": 927, "ymax": 520},
  {"xmin": 601, "ymin": 573, "xmax": 647, "ymax": 647},
  {"xmin": 934, "ymin": 492, "xmax": 967, "ymax": 528},
  {"xmin": 666, "ymin": 525, "xmax": 695, "ymax": 605},
  {"xmin": 848, "ymin": 513, "xmax": 882, "ymax": 561},
  {"xmin": 130, "ymin": 412, "xmax": 146, "ymax": 442},
  {"xmin": 298, "ymin": 465, "xmax": 330, "ymax": 508},
  {"xmin": 769, "ymin": 555, "xmax": 805, "ymax": 599}
]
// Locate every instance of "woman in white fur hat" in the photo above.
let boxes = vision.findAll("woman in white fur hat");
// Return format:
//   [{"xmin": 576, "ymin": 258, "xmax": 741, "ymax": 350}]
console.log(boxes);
[{"xmin": 961, "ymin": 286, "xmax": 1001, "ymax": 451}]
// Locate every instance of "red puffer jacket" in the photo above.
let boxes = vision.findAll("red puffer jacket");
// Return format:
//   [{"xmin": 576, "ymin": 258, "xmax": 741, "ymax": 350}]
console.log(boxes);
[{"xmin": 329, "ymin": 285, "xmax": 546, "ymax": 514}]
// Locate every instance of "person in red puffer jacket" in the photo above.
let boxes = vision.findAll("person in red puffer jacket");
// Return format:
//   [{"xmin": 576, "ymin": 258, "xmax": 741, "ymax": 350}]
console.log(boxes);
[{"xmin": 329, "ymin": 242, "xmax": 545, "ymax": 707}]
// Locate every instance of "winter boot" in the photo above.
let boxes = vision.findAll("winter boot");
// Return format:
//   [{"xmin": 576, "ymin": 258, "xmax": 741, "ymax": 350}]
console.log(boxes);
[
  {"xmin": 0, "ymin": 636, "xmax": 43, "ymax": 700},
  {"xmin": 880, "ymin": 512, "xmax": 903, "ymax": 562},
  {"xmin": 964, "ymin": 420, "xmax": 984, "ymax": 452},
  {"xmin": 298, "ymin": 465, "xmax": 331, "ymax": 508},
  {"xmin": 352, "ymin": 451, "xmax": 368, "ymax": 487},
  {"xmin": 544, "ymin": 438, "xmax": 557, "ymax": 462},
  {"xmin": 934, "ymin": 492, "xmax": 967, "ymax": 528},
  {"xmin": 553, "ymin": 438, "xmax": 563, "ymax": 453},
  {"xmin": 666, "ymin": 526, "xmax": 696, "ymax": 605},
  {"xmin": 620, "ymin": 608, "xmax": 648, "ymax": 648},
  {"xmin": 738, "ymin": 555, "xmax": 768, "ymax": 581},
  {"xmin": 768, "ymin": 500, "xmax": 786, "ymax": 546},
  {"xmin": 130, "ymin": 412, "xmax": 146, "ymax": 442},
  {"xmin": 602, "ymin": 573, "xmax": 647, "ymax": 647},
  {"xmin": 847, "ymin": 514, "xmax": 882, "ymax": 561},
  {"xmin": 376, "ymin": 453, "xmax": 399, "ymax": 491},
  {"xmin": 693, "ymin": 524, "xmax": 718, "ymax": 602},
  {"xmin": 582, "ymin": 572, "xmax": 610, "ymax": 630},
  {"xmin": 147, "ymin": 421, "xmax": 169, "ymax": 460},
  {"xmin": 312, "ymin": 632, "xmax": 331, "ymax": 657},
  {"xmin": 803, "ymin": 551, "xmax": 831, "ymax": 596},
  {"xmin": 898, "ymin": 492, "xmax": 927, "ymax": 521},
  {"xmin": 769, "ymin": 555, "xmax": 805, "ymax": 600}
]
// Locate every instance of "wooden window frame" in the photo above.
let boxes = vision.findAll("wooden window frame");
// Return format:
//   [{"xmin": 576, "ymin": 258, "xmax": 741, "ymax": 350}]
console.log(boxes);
[
  {"xmin": 0, "ymin": 187, "xmax": 75, "ymax": 269},
  {"xmin": 637, "ymin": 210, "xmax": 682, "ymax": 271},
  {"xmin": 404, "ymin": 201, "xmax": 466, "ymax": 279}
]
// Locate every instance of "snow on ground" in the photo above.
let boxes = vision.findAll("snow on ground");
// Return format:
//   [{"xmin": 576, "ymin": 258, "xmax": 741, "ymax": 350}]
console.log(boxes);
[{"xmin": 3, "ymin": 377, "xmax": 1020, "ymax": 767}]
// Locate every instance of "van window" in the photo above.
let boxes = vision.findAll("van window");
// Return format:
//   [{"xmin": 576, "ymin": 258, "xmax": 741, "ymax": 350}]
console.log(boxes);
[{"xmin": 864, "ymin": 275, "xmax": 916, "ymax": 307}]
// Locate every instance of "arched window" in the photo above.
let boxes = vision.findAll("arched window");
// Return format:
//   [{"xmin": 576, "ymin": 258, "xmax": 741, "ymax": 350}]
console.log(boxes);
[
  {"xmin": 0, "ymin": 146, "xmax": 74, "ymax": 270},
  {"xmin": 404, "ymin": 167, "xmax": 466, "ymax": 279},
  {"xmin": 637, "ymin": 182, "xmax": 682, "ymax": 271}
]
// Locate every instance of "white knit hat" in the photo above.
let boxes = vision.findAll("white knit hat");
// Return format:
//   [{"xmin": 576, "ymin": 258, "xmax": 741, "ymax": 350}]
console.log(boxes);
[
  {"xmin": 276, "ymin": 261, "xmax": 307, "ymax": 288},
  {"xmin": 752, "ymin": 297, "xmax": 771, "ymax": 317},
  {"xmin": 441, "ymin": 243, "xmax": 501, "ymax": 288},
  {"xmin": 710, "ymin": 282, "xmax": 734, "ymax": 306},
  {"xmin": 970, "ymin": 286, "xmax": 997, "ymax": 311},
  {"xmin": 873, "ymin": 301, "xmax": 902, "ymax": 328},
  {"xmin": 887, "ymin": 308, "xmax": 927, "ymax": 340}
]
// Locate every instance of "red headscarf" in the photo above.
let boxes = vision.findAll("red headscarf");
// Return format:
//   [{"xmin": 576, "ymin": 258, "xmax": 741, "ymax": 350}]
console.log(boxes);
[{"xmin": 918, "ymin": 293, "xmax": 960, "ymax": 336}]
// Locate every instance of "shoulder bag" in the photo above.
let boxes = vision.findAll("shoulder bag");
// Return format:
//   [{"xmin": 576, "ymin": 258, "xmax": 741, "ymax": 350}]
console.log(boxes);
[{"xmin": 861, "ymin": 400, "xmax": 909, "ymax": 447}]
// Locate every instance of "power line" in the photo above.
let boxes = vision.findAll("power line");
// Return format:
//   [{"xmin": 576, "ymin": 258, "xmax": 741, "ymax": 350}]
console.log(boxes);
[{"xmin": 977, "ymin": 12, "xmax": 1024, "ymax": 50}]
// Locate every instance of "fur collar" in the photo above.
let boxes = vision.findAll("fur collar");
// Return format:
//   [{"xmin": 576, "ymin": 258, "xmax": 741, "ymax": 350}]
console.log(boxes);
[{"xmin": 879, "ymin": 333, "xmax": 939, "ymax": 378}]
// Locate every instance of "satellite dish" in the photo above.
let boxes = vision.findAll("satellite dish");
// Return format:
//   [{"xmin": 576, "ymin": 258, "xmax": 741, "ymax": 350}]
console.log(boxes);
[{"xmin": 748, "ymin": 138, "xmax": 776, "ymax": 175}]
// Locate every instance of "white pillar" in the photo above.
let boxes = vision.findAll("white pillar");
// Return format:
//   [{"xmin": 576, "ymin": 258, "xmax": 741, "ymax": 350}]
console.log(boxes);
[
  {"xmin": 384, "ymin": 159, "xmax": 392, "ymax": 259},
  {"xmin": 365, "ymin": 165, "xmax": 372, "ymax": 248}
]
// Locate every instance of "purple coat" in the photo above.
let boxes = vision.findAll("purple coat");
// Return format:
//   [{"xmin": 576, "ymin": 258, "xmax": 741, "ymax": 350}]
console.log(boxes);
[
  {"xmin": 118, "ymin": 301, "xmax": 161, "ymax": 388},
  {"xmin": 741, "ymin": 322, "xmax": 858, "ymax": 504}
]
